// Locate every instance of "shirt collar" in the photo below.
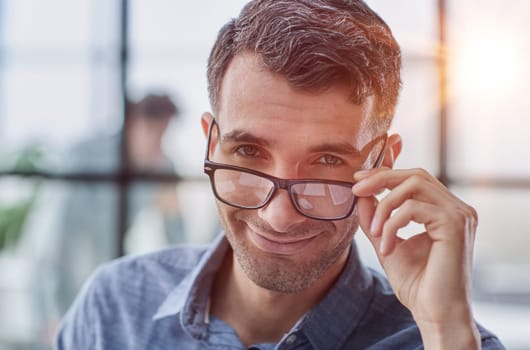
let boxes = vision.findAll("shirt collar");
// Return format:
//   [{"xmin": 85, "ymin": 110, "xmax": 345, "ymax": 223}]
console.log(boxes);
[
  {"xmin": 153, "ymin": 233, "xmax": 229, "ymax": 339},
  {"xmin": 153, "ymin": 234, "xmax": 374, "ymax": 348}
]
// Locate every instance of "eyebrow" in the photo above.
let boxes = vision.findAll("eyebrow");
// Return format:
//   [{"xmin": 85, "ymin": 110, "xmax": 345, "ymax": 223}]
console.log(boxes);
[{"xmin": 221, "ymin": 129, "xmax": 272, "ymax": 147}]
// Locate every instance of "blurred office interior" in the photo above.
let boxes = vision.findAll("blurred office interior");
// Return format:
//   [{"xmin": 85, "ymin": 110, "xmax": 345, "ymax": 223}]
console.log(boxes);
[{"xmin": 0, "ymin": 1, "xmax": 529, "ymax": 349}]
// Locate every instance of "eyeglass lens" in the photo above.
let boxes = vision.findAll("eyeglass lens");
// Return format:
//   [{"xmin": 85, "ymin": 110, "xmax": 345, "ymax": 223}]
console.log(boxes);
[{"xmin": 215, "ymin": 169, "xmax": 274, "ymax": 207}]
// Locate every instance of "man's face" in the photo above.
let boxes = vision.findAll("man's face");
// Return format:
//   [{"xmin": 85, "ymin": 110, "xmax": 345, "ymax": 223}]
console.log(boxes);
[{"xmin": 209, "ymin": 52, "xmax": 380, "ymax": 293}]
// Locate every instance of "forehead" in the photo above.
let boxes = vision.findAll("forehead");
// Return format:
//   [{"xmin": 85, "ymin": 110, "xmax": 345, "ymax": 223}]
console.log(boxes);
[{"xmin": 217, "ymin": 52, "xmax": 376, "ymax": 144}]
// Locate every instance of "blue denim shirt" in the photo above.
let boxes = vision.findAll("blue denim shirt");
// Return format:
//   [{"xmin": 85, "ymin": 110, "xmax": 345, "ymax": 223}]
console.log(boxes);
[{"xmin": 55, "ymin": 233, "xmax": 504, "ymax": 349}]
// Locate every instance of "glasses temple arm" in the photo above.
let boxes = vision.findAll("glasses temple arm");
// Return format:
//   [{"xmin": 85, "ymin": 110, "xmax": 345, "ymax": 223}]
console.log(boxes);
[{"xmin": 372, "ymin": 134, "xmax": 388, "ymax": 169}]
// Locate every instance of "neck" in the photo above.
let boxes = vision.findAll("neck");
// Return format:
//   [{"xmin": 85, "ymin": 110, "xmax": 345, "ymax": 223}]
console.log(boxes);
[{"xmin": 210, "ymin": 247, "xmax": 349, "ymax": 347}]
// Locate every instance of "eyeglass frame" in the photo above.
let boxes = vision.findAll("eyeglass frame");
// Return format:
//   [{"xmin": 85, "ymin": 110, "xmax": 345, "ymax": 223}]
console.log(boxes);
[{"xmin": 203, "ymin": 118, "xmax": 387, "ymax": 221}]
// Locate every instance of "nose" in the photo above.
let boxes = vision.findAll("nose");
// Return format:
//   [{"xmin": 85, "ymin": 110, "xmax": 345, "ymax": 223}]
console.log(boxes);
[{"xmin": 257, "ymin": 187, "xmax": 306, "ymax": 232}]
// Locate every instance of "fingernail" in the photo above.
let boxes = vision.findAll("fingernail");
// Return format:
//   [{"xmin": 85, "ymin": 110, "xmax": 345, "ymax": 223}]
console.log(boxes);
[
  {"xmin": 370, "ymin": 218, "xmax": 379, "ymax": 236},
  {"xmin": 351, "ymin": 179, "xmax": 365, "ymax": 191},
  {"xmin": 379, "ymin": 239, "xmax": 388, "ymax": 255},
  {"xmin": 354, "ymin": 170, "xmax": 371, "ymax": 180}
]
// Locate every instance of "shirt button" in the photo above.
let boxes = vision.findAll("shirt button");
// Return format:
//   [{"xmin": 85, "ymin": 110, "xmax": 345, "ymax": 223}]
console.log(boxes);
[{"xmin": 285, "ymin": 334, "xmax": 297, "ymax": 345}]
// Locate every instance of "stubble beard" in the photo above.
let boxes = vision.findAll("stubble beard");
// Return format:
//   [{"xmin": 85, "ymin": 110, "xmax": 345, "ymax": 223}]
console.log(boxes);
[{"xmin": 219, "ymin": 208, "xmax": 359, "ymax": 294}]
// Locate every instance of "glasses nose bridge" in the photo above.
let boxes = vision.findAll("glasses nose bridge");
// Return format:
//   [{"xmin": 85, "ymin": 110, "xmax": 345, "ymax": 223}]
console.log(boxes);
[
  {"xmin": 265, "ymin": 177, "xmax": 295, "ymax": 206},
  {"xmin": 274, "ymin": 177, "xmax": 291, "ymax": 190}
]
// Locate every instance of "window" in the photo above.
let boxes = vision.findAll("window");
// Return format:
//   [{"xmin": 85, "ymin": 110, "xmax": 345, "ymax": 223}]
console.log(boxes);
[{"xmin": 0, "ymin": 1, "xmax": 528, "ymax": 349}]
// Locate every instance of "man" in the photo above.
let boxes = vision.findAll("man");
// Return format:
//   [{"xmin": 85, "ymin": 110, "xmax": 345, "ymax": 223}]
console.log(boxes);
[
  {"xmin": 56, "ymin": 1, "xmax": 504, "ymax": 349},
  {"xmin": 34, "ymin": 93, "xmax": 184, "ymax": 346},
  {"xmin": 53, "ymin": 92, "xmax": 182, "ymax": 311}
]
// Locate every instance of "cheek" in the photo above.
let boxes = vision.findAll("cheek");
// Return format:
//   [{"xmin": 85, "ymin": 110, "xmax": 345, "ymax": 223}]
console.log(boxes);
[
  {"xmin": 215, "ymin": 201, "xmax": 231, "ymax": 226},
  {"xmin": 215, "ymin": 201, "xmax": 244, "ymax": 233},
  {"xmin": 333, "ymin": 213, "xmax": 360, "ymax": 241}
]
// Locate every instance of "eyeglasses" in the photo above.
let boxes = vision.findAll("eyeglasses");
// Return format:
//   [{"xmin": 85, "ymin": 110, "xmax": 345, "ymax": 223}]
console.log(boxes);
[{"xmin": 203, "ymin": 119, "xmax": 386, "ymax": 221}]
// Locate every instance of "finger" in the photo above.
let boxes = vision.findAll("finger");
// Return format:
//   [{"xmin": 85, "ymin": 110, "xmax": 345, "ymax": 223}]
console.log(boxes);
[
  {"xmin": 377, "ymin": 233, "xmax": 431, "ymax": 288},
  {"xmin": 353, "ymin": 167, "xmax": 389, "ymax": 181},
  {"xmin": 379, "ymin": 199, "xmax": 438, "ymax": 255},
  {"xmin": 356, "ymin": 193, "xmax": 405, "ymax": 259},
  {"xmin": 369, "ymin": 176, "xmax": 455, "ymax": 236},
  {"xmin": 356, "ymin": 195, "xmax": 378, "ymax": 236},
  {"xmin": 353, "ymin": 168, "xmax": 388, "ymax": 196},
  {"xmin": 353, "ymin": 168, "xmax": 442, "ymax": 196}
]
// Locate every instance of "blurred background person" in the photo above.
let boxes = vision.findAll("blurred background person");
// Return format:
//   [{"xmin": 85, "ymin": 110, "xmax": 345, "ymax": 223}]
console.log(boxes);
[{"xmin": 32, "ymin": 93, "xmax": 186, "ymax": 347}]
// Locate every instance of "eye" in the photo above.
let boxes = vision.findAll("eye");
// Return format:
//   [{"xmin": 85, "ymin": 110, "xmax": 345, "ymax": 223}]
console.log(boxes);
[
  {"xmin": 316, "ymin": 154, "xmax": 344, "ymax": 167},
  {"xmin": 236, "ymin": 145, "xmax": 262, "ymax": 158}
]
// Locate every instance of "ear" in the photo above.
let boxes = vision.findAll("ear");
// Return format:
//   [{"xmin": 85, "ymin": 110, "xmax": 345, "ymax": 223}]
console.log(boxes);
[
  {"xmin": 201, "ymin": 112, "xmax": 214, "ymax": 138},
  {"xmin": 381, "ymin": 133, "xmax": 402, "ymax": 169}
]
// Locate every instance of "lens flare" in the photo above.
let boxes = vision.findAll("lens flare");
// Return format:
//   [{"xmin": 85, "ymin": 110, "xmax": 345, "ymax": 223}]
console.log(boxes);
[{"xmin": 451, "ymin": 35, "xmax": 521, "ymax": 98}]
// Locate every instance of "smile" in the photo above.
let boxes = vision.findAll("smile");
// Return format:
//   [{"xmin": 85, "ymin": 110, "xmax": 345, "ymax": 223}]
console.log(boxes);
[{"xmin": 248, "ymin": 229, "xmax": 318, "ymax": 255}]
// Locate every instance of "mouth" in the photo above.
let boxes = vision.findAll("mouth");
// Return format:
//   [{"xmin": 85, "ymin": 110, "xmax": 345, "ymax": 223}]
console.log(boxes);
[{"xmin": 247, "ymin": 228, "xmax": 319, "ymax": 256}]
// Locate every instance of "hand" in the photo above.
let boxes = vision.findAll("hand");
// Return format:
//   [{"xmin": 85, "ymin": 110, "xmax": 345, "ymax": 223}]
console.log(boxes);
[{"xmin": 352, "ymin": 167, "xmax": 481, "ymax": 349}]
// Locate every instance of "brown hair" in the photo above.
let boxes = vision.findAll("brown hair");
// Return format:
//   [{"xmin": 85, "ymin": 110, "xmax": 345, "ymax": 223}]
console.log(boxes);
[
  {"xmin": 129, "ymin": 93, "xmax": 179, "ymax": 120},
  {"xmin": 207, "ymin": 0, "xmax": 401, "ymax": 126}
]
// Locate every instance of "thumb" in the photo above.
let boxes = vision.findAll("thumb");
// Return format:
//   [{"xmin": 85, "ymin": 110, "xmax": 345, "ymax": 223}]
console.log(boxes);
[
  {"xmin": 356, "ymin": 195, "xmax": 380, "ymax": 248},
  {"xmin": 357, "ymin": 196, "xmax": 389, "ymax": 267}
]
